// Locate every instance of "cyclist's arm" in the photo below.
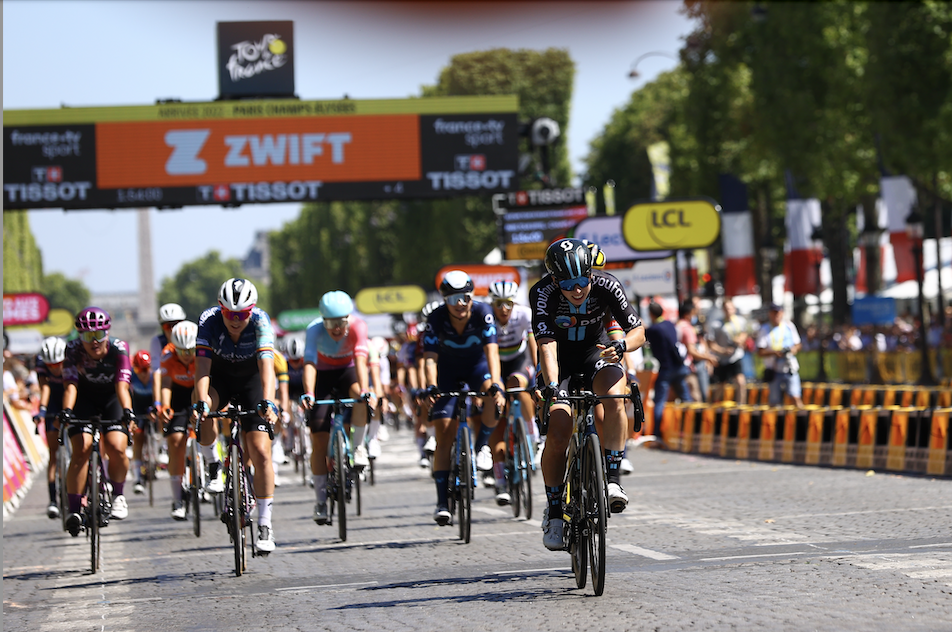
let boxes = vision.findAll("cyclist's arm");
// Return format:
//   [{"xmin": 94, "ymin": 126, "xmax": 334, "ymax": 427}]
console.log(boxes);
[
  {"xmin": 526, "ymin": 332, "xmax": 538, "ymax": 371},
  {"xmin": 355, "ymin": 353, "xmax": 371, "ymax": 395},
  {"xmin": 193, "ymin": 356, "xmax": 212, "ymax": 407},
  {"xmin": 538, "ymin": 338, "xmax": 559, "ymax": 387},
  {"xmin": 623, "ymin": 324, "xmax": 646, "ymax": 355},
  {"xmin": 277, "ymin": 380, "xmax": 290, "ymax": 413},
  {"xmin": 151, "ymin": 366, "xmax": 163, "ymax": 411},
  {"xmin": 160, "ymin": 372, "xmax": 173, "ymax": 409},
  {"xmin": 62, "ymin": 381, "xmax": 78, "ymax": 411},
  {"xmin": 37, "ymin": 376, "xmax": 51, "ymax": 409},
  {"xmin": 423, "ymin": 352, "xmax": 438, "ymax": 388},
  {"xmin": 303, "ymin": 362, "xmax": 316, "ymax": 396},
  {"xmin": 116, "ymin": 380, "xmax": 133, "ymax": 411},
  {"xmin": 257, "ymin": 355, "xmax": 276, "ymax": 404},
  {"xmin": 484, "ymin": 342, "xmax": 502, "ymax": 388}
]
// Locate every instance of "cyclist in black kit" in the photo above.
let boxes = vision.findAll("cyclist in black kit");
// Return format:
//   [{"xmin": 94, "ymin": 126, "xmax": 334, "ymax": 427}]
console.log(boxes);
[{"xmin": 530, "ymin": 238, "xmax": 646, "ymax": 551}]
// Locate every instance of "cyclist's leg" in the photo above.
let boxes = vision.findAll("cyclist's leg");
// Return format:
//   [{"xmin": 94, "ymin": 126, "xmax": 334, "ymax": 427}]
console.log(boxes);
[
  {"xmin": 199, "ymin": 381, "xmax": 224, "ymax": 479},
  {"xmin": 45, "ymin": 417, "xmax": 60, "ymax": 506},
  {"xmin": 66, "ymin": 428, "xmax": 93, "ymax": 513},
  {"xmin": 131, "ymin": 426, "xmax": 146, "ymax": 490},
  {"xmin": 165, "ymin": 406, "xmax": 188, "ymax": 515},
  {"xmin": 592, "ymin": 361, "xmax": 629, "ymax": 512},
  {"xmin": 308, "ymin": 369, "xmax": 338, "ymax": 518},
  {"xmin": 430, "ymin": 385, "xmax": 460, "ymax": 520},
  {"xmin": 98, "ymin": 395, "xmax": 130, "ymax": 503}
]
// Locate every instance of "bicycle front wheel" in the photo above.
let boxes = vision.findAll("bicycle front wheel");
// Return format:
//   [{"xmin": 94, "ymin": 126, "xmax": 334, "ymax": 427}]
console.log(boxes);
[
  {"xmin": 584, "ymin": 433, "xmax": 607, "ymax": 596},
  {"xmin": 229, "ymin": 443, "xmax": 245, "ymax": 577},
  {"xmin": 57, "ymin": 439, "xmax": 70, "ymax": 531},
  {"xmin": 458, "ymin": 424, "xmax": 473, "ymax": 544},
  {"xmin": 89, "ymin": 451, "xmax": 101, "ymax": 574},
  {"xmin": 515, "ymin": 416, "xmax": 533, "ymax": 521},
  {"xmin": 189, "ymin": 440, "xmax": 202, "ymax": 538},
  {"xmin": 568, "ymin": 437, "xmax": 587, "ymax": 589},
  {"xmin": 333, "ymin": 430, "xmax": 348, "ymax": 542}
]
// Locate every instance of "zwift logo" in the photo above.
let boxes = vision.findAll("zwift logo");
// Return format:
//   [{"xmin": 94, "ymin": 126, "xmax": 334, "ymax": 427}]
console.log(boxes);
[{"xmin": 227, "ymin": 34, "xmax": 288, "ymax": 82}]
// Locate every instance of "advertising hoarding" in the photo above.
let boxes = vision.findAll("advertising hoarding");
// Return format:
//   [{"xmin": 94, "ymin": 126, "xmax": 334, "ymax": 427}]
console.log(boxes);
[
  {"xmin": 571, "ymin": 216, "xmax": 671, "ymax": 262},
  {"xmin": 498, "ymin": 188, "xmax": 588, "ymax": 260},
  {"xmin": 218, "ymin": 21, "xmax": 295, "ymax": 99}
]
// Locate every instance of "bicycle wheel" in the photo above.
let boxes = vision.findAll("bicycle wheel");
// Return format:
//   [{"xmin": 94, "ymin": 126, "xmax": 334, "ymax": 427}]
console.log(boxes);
[
  {"xmin": 57, "ymin": 439, "xmax": 70, "ymax": 531},
  {"xmin": 333, "ymin": 429, "xmax": 348, "ymax": 542},
  {"xmin": 189, "ymin": 440, "xmax": 201, "ymax": 538},
  {"xmin": 568, "ymin": 437, "xmax": 587, "ymax": 590},
  {"xmin": 507, "ymin": 424, "xmax": 521, "ymax": 518},
  {"xmin": 458, "ymin": 424, "xmax": 473, "ymax": 544},
  {"xmin": 89, "ymin": 450, "xmax": 101, "ymax": 574},
  {"xmin": 515, "ymin": 417, "xmax": 533, "ymax": 521},
  {"xmin": 146, "ymin": 431, "xmax": 156, "ymax": 507},
  {"xmin": 354, "ymin": 463, "xmax": 362, "ymax": 516},
  {"xmin": 584, "ymin": 433, "xmax": 607, "ymax": 596},
  {"xmin": 229, "ymin": 443, "xmax": 245, "ymax": 577}
]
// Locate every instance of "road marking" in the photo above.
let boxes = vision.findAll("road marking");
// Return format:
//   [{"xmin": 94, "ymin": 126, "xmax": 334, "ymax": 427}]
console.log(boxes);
[
  {"xmin": 494, "ymin": 567, "xmax": 567, "ymax": 575},
  {"xmin": 276, "ymin": 581, "xmax": 377, "ymax": 592},
  {"xmin": 611, "ymin": 544, "xmax": 679, "ymax": 560},
  {"xmin": 909, "ymin": 542, "xmax": 952, "ymax": 549},
  {"xmin": 772, "ymin": 506, "xmax": 952, "ymax": 520},
  {"xmin": 700, "ymin": 551, "xmax": 815, "ymax": 561},
  {"xmin": 472, "ymin": 506, "xmax": 510, "ymax": 517}
]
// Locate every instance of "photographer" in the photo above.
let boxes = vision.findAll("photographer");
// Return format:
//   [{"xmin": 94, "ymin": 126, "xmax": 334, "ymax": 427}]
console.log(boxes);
[{"xmin": 756, "ymin": 303, "xmax": 803, "ymax": 408}]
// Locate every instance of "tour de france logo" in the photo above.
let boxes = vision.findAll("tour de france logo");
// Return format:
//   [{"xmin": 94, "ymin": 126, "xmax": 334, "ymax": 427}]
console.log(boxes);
[
  {"xmin": 227, "ymin": 34, "xmax": 289, "ymax": 82},
  {"xmin": 555, "ymin": 315, "xmax": 577, "ymax": 329}
]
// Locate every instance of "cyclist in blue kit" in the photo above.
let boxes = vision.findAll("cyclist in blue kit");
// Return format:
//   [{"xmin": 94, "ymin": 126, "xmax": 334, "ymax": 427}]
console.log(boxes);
[
  {"xmin": 191, "ymin": 278, "xmax": 279, "ymax": 553},
  {"xmin": 423, "ymin": 271, "xmax": 506, "ymax": 525}
]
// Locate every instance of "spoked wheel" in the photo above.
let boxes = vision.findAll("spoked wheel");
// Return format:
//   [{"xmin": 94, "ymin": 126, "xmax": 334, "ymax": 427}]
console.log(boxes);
[
  {"xmin": 146, "ymin": 432, "xmax": 157, "ymax": 508},
  {"xmin": 57, "ymin": 441, "xmax": 70, "ymax": 531},
  {"xmin": 189, "ymin": 441, "xmax": 202, "ymax": 538},
  {"xmin": 229, "ymin": 443, "xmax": 245, "ymax": 577},
  {"xmin": 584, "ymin": 434, "xmax": 607, "ymax": 596},
  {"xmin": 568, "ymin": 439, "xmax": 587, "ymax": 590},
  {"xmin": 515, "ymin": 417, "xmax": 533, "ymax": 521},
  {"xmin": 89, "ymin": 451, "xmax": 101, "ymax": 574},
  {"xmin": 458, "ymin": 424, "xmax": 473, "ymax": 544},
  {"xmin": 333, "ymin": 430, "xmax": 348, "ymax": 542}
]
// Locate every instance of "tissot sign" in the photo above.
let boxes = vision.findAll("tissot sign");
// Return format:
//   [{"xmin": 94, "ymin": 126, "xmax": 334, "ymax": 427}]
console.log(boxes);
[
  {"xmin": 218, "ymin": 21, "xmax": 295, "ymax": 99},
  {"xmin": 3, "ymin": 96, "xmax": 519, "ymax": 210}
]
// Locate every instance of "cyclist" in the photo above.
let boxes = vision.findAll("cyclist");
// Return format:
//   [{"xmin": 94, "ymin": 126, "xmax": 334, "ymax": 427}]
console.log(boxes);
[
  {"xmin": 150, "ymin": 303, "xmax": 186, "ymax": 417},
  {"xmin": 34, "ymin": 336, "xmax": 67, "ymax": 519},
  {"xmin": 415, "ymin": 301, "xmax": 441, "ymax": 467},
  {"xmin": 271, "ymin": 347, "xmax": 290, "ymax": 486},
  {"xmin": 192, "ymin": 278, "xmax": 279, "ymax": 553},
  {"xmin": 284, "ymin": 337, "xmax": 307, "ymax": 465},
  {"xmin": 423, "ymin": 271, "xmax": 506, "ymax": 525},
  {"xmin": 130, "ymin": 350, "xmax": 155, "ymax": 495},
  {"xmin": 61, "ymin": 308, "xmax": 137, "ymax": 536},
  {"xmin": 159, "ymin": 321, "xmax": 198, "ymax": 521},
  {"xmin": 530, "ymin": 239, "xmax": 646, "ymax": 551},
  {"xmin": 300, "ymin": 291, "xmax": 376, "ymax": 525},
  {"xmin": 484, "ymin": 280, "xmax": 538, "ymax": 506}
]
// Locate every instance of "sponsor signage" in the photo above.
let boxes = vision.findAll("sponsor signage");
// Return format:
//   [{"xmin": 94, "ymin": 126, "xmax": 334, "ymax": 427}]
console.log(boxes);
[
  {"xmin": 572, "ymin": 216, "xmax": 671, "ymax": 262},
  {"xmin": 218, "ymin": 21, "xmax": 295, "ymax": 99},
  {"xmin": 3, "ymin": 96, "xmax": 518, "ymax": 210},
  {"xmin": 4, "ymin": 308, "xmax": 73, "ymax": 337},
  {"xmin": 609, "ymin": 258, "xmax": 676, "ymax": 296},
  {"xmin": 355, "ymin": 285, "xmax": 427, "ymax": 315},
  {"xmin": 435, "ymin": 265, "xmax": 520, "ymax": 297},
  {"xmin": 498, "ymin": 188, "xmax": 589, "ymax": 260},
  {"xmin": 2, "ymin": 293, "xmax": 50, "ymax": 326},
  {"xmin": 852, "ymin": 296, "xmax": 896, "ymax": 326},
  {"xmin": 277, "ymin": 308, "xmax": 323, "ymax": 331},
  {"xmin": 622, "ymin": 198, "xmax": 721, "ymax": 251}
]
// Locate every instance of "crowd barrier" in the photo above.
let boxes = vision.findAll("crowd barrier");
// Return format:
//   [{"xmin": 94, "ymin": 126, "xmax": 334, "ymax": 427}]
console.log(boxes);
[
  {"xmin": 3, "ymin": 396, "xmax": 49, "ymax": 520},
  {"xmin": 645, "ymin": 400, "xmax": 950, "ymax": 478},
  {"xmin": 756, "ymin": 349, "xmax": 952, "ymax": 385}
]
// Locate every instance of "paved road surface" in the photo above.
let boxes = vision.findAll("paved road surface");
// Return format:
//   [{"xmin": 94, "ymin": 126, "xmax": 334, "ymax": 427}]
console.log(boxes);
[{"xmin": 4, "ymin": 426, "xmax": 951, "ymax": 631}]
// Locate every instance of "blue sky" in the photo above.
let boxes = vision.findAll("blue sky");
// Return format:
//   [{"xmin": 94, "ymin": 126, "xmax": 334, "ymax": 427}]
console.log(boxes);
[{"xmin": 3, "ymin": 0, "xmax": 694, "ymax": 294}]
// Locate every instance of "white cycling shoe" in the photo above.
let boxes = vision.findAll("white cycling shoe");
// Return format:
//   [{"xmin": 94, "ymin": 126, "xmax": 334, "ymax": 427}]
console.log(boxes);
[
  {"xmin": 111, "ymin": 495, "xmax": 129, "ymax": 520},
  {"xmin": 607, "ymin": 482, "xmax": 629, "ymax": 513}
]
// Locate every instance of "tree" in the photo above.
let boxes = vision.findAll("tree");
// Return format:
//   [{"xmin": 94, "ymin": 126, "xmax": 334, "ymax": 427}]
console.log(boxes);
[
  {"xmin": 157, "ymin": 251, "xmax": 269, "ymax": 321},
  {"xmin": 43, "ymin": 272, "xmax": 91, "ymax": 317},
  {"xmin": 3, "ymin": 211, "xmax": 44, "ymax": 293}
]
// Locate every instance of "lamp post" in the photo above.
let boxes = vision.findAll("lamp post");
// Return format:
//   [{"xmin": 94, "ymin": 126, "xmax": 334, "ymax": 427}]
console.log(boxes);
[
  {"xmin": 810, "ymin": 224, "xmax": 827, "ymax": 381},
  {"xmin": 858, "ymin": 223, "xmax": 884, "ymax": 295},
  {"xmin": 906, "ymin": 209, "xmax": 936, "ymax": 386},
  {"xmin": 628, "ymin": 51, "xmax": 679, "ymax": 79}
]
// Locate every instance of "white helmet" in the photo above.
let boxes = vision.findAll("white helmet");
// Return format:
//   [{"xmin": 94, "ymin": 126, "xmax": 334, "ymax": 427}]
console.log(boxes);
[
  {"xmin": 170, "ymin": 321, "xmax": 198, "ymax": 350},
  {"xmin": 371, "ymin": 336, "xmax": 389, "ymax": 357},
  {"xmin": 285, "ymin": 337, "xmax": 305, "ymax": 360},
  {"xmin": 421, "ymin": 300, "xmax": 442, "ymax": 320},
  {"xmin": 488, "ymin": 280, "xmax": 519, "ymax": 301},
  {"xmin": 40, "ymin": 337, "xmax": 67, "ymax": 364},
  {"xmin": 158, "ymin": 303, "xmax": 187, "ymax": 324},
  {"xmin": 219, "ymin": 278, "xmax": 257, "ymax": 311}
]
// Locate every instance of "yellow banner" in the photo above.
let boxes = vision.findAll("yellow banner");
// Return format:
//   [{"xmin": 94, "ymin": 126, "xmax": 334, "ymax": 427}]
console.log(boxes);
[
  {"xmin": 355, "ymin": 285, "xmax": 427, "ymax": 315},
  {"xmin": 3, "ymin": 95, "xmax": 519, "ymax": 126},
  {"xmin": 623, "ymin": 198, "xmax": 721, "ymax": 251}
]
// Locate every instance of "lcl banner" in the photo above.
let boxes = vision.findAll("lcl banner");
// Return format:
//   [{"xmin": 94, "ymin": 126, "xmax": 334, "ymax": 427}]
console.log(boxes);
[
  {"xmin": 218, "ymin": 21, "xmax": 295, "ymax": 100},
  {"xmin": 3, "ymin": 96, "xmax": 519, "ymax": 210}
]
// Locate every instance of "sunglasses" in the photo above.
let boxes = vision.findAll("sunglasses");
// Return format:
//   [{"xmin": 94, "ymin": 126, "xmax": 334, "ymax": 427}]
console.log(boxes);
[
  {"xmin": 176, "ymin": 348, "xmax": 196, "ymax": 359},
  {"xmin": 79, "ymin": 330, "xmax": 109, "ymax": 343},
  {"xmin": 221, "ymin": 307, "xmax": 253, "ymax": 322},
  {"xmin": 493, "ymin": 299, "xmax": 514, "ymax": 309},
  {"xmin": 445, "ymin": 293, "xmax": 472, "ymax": 306},
  {"xmin": 558, "ymin": 276, "xmax": 592, "ymax": 291},
  {"xmin": 325, "ymin": 316, "xmax": 350, "ymax": 330}
]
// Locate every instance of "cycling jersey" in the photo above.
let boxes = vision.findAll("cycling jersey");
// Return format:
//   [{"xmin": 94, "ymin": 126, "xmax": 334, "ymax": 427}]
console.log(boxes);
[
  {"xmin": 423, "ymin": 302, "xmax": 497, "ymax": 364},
  {"xmin": 287, "ymin": 359, "xmax": 304, "ymax": 397},
  {"xmin": 149, "ymin": 333, "xmax": 168, "ymax": 371},
  {"xmin": 273, "ymin": 350, "xmax": 289, "ymax": 385},
  {"xmin": 35, "ymin": 356, "xmax": 65, "ymax": 432},
  {"xmin": 63, "ymin": 337, "xmax": 132, "ymax": 394},
  {"xmin": 303, "ymin": 316, "xmax": 369, "ymax": 371},
  {"xmin": 530, "ymin": 269, "xmax": 642, "ymax": 348},
  {"xmin": 196, "ymin": 306, "xmax": 275, "ymax": 376},
  {"xmin": 130, "ymin": 370, "xmax": 153, "ymax": 416},
  {"xmin": 495, "ymin": 304, "xmax": 534, "ymax": 361},
  {"xmin": 160, "ymin": 343, "xmax": 195, "ymax": 389}
]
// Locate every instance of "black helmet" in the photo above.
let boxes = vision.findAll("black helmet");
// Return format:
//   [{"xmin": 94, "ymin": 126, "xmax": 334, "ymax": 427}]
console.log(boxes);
[
  {"xmin": 544, "ymin": 238, "xmax": 593, "ymax": 281},
  {"xmin": 439, "ymin": 270, "xmax": 474, "ymax": 297}
]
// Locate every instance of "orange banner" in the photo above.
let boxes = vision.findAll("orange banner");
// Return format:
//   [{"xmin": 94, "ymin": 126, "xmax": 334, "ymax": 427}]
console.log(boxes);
[{"xmin": 96, "ymin": 115, "xmax": 420, "ymax": 188}]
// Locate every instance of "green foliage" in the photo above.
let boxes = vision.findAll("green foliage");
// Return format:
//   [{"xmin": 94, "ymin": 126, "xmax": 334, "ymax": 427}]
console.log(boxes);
[
  {"xmin": 42, "ymin": 272, "xmax": 90, "ymax": 316},
  {"xmin": 3, "ymin": 211, "xmax": 44, "ymax": 293},
  {"xmin": 158, "ymin": 251, "xmax": 268, "ymax": 321},
  {"xmin": 270, "ymin": 48, "xmax": 576, "ymax": 314}
]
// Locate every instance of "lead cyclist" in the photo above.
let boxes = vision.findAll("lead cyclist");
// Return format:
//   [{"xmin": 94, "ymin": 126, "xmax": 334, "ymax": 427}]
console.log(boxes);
[{"xmin": 530, "ymin": 238, "xmax": 646, "ymax": 551}]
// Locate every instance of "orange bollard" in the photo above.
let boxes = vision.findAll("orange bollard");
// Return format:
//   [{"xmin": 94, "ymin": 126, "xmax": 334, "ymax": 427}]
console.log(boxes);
[
  {"xmin": 758, "ymin": 407, "xmax": 777, "ymax": 462},
  {"xmin": 927, "ymin": 409, "xmax": 950, "ymax": 476}
]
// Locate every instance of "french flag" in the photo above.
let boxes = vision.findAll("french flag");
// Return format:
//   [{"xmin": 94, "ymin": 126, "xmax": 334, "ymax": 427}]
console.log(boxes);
[
  {"xmin": 784, "ymin": 201, "xmax": 822, "ymax": 297},
  {"xmin": 881, "ymin": 176, "xmax": 918, "ymax": 284},
  {"xmin": 854, "ymin": 199, "xmax": 888, "ymax": 294},
  {"xmin": 718, "ymin": 174, "xmax": 757, "ymax": 296}
]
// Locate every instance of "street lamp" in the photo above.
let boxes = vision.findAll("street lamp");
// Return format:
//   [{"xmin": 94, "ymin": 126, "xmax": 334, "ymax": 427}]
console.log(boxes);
[
  {"xmin": 628, "ymin": 51, "xmax": 679, "ymax": 79},
  {"xmin": 906, "ymin": 209, "xmax": 936, "ymax": 385},
  {"xmin": 810, "ymin": 224, "xmax": 827, "ymax": 381}
]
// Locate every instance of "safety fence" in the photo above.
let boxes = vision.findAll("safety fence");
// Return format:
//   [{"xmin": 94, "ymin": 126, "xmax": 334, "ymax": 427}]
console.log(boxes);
[
  {"xmin": 3, "ymin": 396, "xmax": 49, "ymax": 520},
  {"xmin": 758, "ymin": 349, "xmax": 952, "ymax": 385}
]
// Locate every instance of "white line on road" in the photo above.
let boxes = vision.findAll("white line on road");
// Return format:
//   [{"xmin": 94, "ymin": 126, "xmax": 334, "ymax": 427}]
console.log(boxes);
[
  {"xmin": 909, "ymin": 542, "xmax": 952, "ymax": 549},
  {"xmin": 276, "ymin": 581, "xmax": 377, "ymax": 592},
  {"xmin": 700, "ymin": 551, "xmax": 815, "ymax": 562},
  {"xmin": 610, "ymin": 544, "xmax": 679, "ymax": 560}
]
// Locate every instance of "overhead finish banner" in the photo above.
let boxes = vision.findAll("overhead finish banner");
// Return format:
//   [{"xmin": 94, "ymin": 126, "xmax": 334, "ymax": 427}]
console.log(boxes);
[{"xmin": 3, "ymin": 96, "xmax": 519, "ymax": 210}]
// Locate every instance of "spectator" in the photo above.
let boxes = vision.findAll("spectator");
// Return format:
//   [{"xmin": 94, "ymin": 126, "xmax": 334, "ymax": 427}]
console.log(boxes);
[
  {"xmin": 757, "ymin": 303, "xmax": 804, "ymax": 408},
  {"xmin": 676, "ymin": 300, "xmax": 717, "ymax": 403},
  {"xmin": 644, "ymin": 302, "xmax": 692, "ymax": 446},
  {"xmin": 707, "ymin": 297, "xmax": 748, "ymax": 404}
]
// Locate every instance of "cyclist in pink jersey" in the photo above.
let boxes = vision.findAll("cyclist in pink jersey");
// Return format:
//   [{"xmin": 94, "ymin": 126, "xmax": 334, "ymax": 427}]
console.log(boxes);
[{"xmin": 299, "ymin": 291, "xmax": 377, "ymax": 525}]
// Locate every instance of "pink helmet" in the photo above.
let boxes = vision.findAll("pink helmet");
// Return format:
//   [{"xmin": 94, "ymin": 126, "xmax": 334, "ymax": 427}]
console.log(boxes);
[{"xmin": 75, "ymin": 307, "xmax": 111, "ymax": 332}]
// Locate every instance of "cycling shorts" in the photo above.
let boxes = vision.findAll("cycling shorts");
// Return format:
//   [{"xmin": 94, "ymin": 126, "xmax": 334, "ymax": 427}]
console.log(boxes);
[
  {"xmin": 67, "ymin": 388, "xmax": 128, "ymax": 439},
  {"xmin": 307, "ymin": 366, "xmax": 359, "ymax": 434},
  {"xmin": 551, "ymin": 345, "xmax": 624, "ymax": 407},
  {"xmin": 430, "ymin": 359, "xmax": 491, "ymax": 421},
  {"xmin": 164, "ymin": 385, "xmax": 193, "ymax": 435},
  {"xmin": 501, "ymin": 350, "xmax": 535, "ymax": 384},
  {"xmin": 210, "ymin": 370, "xmax": 270, "ymax": 434}
]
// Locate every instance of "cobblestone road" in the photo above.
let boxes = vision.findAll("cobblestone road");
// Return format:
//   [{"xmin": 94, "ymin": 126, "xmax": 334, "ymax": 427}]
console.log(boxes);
[{"xmin": 4, "ymin": 427, "xmax": 951, "ymax": 631}]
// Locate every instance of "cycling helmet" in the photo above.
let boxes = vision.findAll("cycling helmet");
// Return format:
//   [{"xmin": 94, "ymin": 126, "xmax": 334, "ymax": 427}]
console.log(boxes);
[
  {"xmin": 132, "ymin": 350, "xmax": 152, "ymax": 372},
  {"xmin": 75, "ymin": 307, "xmax": 111, "ymax": 332},
  {"xmin": 319, "ymin": 291, "xmax": 354, "ymax": 319},
  {"xmin": 40, "ymin": 337, "xmax": 67, "ymax": 364},
  {"xmin": 439, "ymin": 270, "xmax": 474, "ymax": 297},
  {"xmin": 544, "ymin": 238, "xmax": 594, "ymax": 281},
  {"xmin": 158, "ymin": 303, "xmax": 186, "ymax": 324},
  {"xmin": 170, "ymin": 321, "xmax": 198, "ymax": 350},
  {"xmin": 580, "ymin": 239, "xmax": 607, "ymax": 268},
  {"xmin": 285, "ymin": 337, "xmax": 305, "ymax": 360},
  {"xmin": 218, "ymin": 278, "xmax": 258, "ymax": 311},
  {"xmin": 488, "ymin": 280, "xmax": 519, "ymax": 301},
  {"xmin": 421, "ymin": 300, "xmax": 442, "ymax": 320}
]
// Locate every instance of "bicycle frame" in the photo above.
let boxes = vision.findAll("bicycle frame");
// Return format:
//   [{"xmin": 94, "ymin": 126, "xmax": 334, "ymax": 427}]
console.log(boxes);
[
  {"xmin": 68, "ymin": 416, "xmax": 117, "ymax": 574},
  {"xmin": 313, "ymin": 395, "xmax": 369, "ymax": 542}
]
